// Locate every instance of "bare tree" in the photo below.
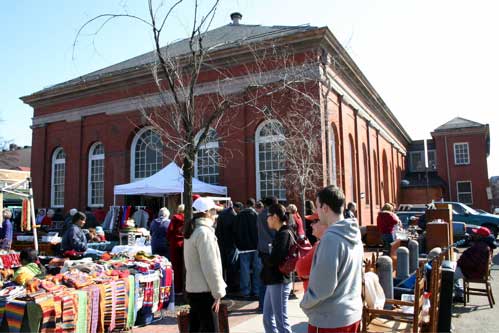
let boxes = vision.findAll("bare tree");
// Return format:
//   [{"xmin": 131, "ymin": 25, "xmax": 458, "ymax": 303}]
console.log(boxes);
[{"xmin": 75, "ymin": 0, "xmax": 342, "ymax": 231}]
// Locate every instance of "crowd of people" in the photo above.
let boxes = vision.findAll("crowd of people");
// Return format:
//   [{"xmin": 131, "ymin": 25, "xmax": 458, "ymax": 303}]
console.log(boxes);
[{"xmin": 2, "ymin": 184, "xmax": 496, "ymax": 333}]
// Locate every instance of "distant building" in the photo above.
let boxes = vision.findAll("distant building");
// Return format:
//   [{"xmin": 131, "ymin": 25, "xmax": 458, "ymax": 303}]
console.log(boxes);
[
  {"xmin": 0, "ymin": 145, "xmax": 31, "ymax": 189},
  {"xmin": 402, "ymin": 117, "xmax": 490, "ymax": 211},
  {"xmin": 490, "ymin": 176, "xmax": 499, "ymax": 210}
]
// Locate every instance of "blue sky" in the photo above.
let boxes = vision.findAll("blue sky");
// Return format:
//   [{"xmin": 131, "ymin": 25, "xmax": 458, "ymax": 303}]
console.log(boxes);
[{"xmin": 1, "ymin": 0, "xmax": 498, "ymax": 176}]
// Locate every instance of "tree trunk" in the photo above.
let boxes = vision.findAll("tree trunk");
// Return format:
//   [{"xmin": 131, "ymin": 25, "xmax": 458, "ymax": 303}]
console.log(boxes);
[
  {"xmin": 301, "ymin": 190, "xmax": 307, "ymax": 220},
  {"xmin": 182, "ymin": 155, "xmax": 194, "ymax": 235}
]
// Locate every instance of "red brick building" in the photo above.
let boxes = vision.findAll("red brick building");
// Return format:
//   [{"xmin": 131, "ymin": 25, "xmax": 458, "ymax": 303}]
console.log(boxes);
[
  {"xmin": 401, "ymin": 117, "xmax": 491, "ymax": 210},
  {"xmin": 21, "ymin": 15, "xmax": 411, "ymax": 225}
]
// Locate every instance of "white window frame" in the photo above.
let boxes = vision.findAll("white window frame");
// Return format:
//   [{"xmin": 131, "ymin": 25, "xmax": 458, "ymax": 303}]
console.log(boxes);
[
  {"xmin": 330, "ymin": 128, "xmax": 337, "ymax": 186},
  {"xmin": 194, "ymin": 128, "xmax": 220, "ymax": 185},
  {"xmin": 88, "ymin": 142, "xmax": 105, "ymax": 207},
  {"xmin": 255, "ymin": 120, "xmax": 286, "ymax": 201},
  {"xmin": 51, "ymin": 147, "xmax": 66, "ymax": 208},
  {"xmin": 456, "ymin": 180, "xmax": 473, "ymax": 205},
  {"xmin": 454, "ymin": 142, "xmax": 470, "ymax": 165},
  {"xmin": 130, "ymin": 127, "xmax": 163, "ymax": 182}
]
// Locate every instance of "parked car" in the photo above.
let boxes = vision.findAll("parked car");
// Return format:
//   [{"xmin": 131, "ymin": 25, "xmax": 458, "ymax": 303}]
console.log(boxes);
[
  {"xmin": 434, "ymin": 201, "xmax": 499, "ymax": 237},
  {"xmin": 494, "ymin": 208, "xmax": 499, "ymax": 215}
]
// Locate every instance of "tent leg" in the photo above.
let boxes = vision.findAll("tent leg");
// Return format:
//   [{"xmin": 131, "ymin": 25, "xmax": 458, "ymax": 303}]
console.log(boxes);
[{"xmin": 28, "ymin": 178, "xmax": 38, "ymax": 252}]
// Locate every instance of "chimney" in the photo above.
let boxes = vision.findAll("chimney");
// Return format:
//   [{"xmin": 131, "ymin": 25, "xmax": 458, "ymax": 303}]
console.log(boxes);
[{"xmin": 230, "ymin": 12, "xmax": 242, "ymax": 25}]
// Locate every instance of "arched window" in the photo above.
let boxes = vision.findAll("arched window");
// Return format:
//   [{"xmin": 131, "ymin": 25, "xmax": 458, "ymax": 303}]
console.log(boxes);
[
  {"xmin": 51, "ymin": 147, "xmax": 66, "ymax": 208},
  {"xmin": 373, "ymin": 151, "xmax": 380, "ymax": 205},
  {"xmin": 255, "ymin": 120, "xmax": 286, "ymax": 200},
  {"xmin": 195, "ymin": 129, "xmax": 219, "ymax": 184},
  {"xmin": 131, "ymin": 127, "xmax": 163, "ymax": 181},
  {"xmin": 330, "ymin": 125, "xmax": 338, "ymax": 186},
  {"xmin": 88, "ymin": 142, "xmax": 105, "ymax": 207},
  {"xmin": 363, "ymin": 144, "xmax": 370, "ymax": 205}
]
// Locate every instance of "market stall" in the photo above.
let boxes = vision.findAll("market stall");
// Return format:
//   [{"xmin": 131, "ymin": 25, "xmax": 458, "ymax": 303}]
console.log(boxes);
[
  {"xmin": 113, "ymin": 161, "xmax": 228, "ymax": 200},
  {"xmin": 0, "ymin": 178, "xmax": 38, "ymax": 251},
  {"xmin": 0, "ymin": 251, "xmax": 174, "ymax": 332}
]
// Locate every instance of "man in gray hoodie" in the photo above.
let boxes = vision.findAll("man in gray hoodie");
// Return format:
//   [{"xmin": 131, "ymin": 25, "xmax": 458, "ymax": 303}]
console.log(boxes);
[{"xmin": 300, "ymin": 185, "xmax": 363, "ymax": 333}]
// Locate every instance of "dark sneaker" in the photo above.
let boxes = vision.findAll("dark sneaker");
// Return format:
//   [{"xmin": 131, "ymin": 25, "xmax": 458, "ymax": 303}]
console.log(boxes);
[{"xmin": 453, "ymin": 295, "xmax": 464, "ymax": 303}]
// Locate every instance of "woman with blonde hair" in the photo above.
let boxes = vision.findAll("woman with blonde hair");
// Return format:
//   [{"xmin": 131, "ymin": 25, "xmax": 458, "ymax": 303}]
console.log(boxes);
[
  {"xmin": 184, "ymin": 197, "xmax": 226, "ymax": 332},
  {"xmin": 377, "ymin": 203, "xmax": 401, "ymax": 252}
]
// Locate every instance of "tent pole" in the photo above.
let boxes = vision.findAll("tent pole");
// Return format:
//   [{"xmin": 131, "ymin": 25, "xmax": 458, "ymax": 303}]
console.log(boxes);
[{"xmin": 28, "ymin": 178, "xmax": 38, "ymax": 252}]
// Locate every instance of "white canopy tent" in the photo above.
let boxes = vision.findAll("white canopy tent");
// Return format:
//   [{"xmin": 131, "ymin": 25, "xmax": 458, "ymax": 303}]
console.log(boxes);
[{"xmin": 113, "ymin": 162, "xmax": 227, "ymax": 201}]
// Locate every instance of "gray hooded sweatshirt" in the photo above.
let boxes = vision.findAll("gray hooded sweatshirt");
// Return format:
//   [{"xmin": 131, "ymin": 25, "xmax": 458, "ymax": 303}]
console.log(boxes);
[{"xmin": 300, "ymin": 218, "xmax": 363, "ymax": 328}]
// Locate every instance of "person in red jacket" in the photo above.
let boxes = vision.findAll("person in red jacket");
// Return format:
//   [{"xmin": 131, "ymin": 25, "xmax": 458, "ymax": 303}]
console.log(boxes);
[
  {"xmin": 167, "ymin": 204, "xmax": 185, "ymax": 295},
  {"xmin": 376, "ymin": 203, "xmax": 402, "ymax": 252},
  {"xmin": 453, "ymin": 226, "xmax": 497, "ymax": 302},
  {"xmin": 296, "ymin": 212, "xmax": 328, "ymax": 291},
  {"xmin": 286, "ymin": 204, "xmax": 306, "ymax": 239}
]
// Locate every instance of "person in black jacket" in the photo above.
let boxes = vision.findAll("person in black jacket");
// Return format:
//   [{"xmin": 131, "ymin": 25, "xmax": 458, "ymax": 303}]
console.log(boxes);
[
  {"xmin": 215, "ymin": 203, "xmax": 239, "ymax": 293},
  {"xmin": 233, "ymin": 198, "xmax": 260, "ymax": 299},
  {"xmin": 261, "ymin": 204, "xmax": 293, "ymax": 333}
]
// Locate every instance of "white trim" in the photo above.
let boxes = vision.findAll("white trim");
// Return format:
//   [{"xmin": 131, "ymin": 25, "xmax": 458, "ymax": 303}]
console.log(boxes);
[
  {"xmin": 88, "ymin": 142, "xmax": 105, "ymax": 207},
  {"xmin": 255, "ymin": 120, "xmax": 286, "ymax": 201},
  {"xmin": 130, "ymin": 126, "xmax": 163, "ymax": 182},
  {"xmin": 409, "ymin": 149, "xmax": 437, "ymax": 172},
  {"xmin": 330, "ymin": 127, "xmax": 337, "ymax": 186},
  {"xmin": 453, "ymin": 142, "xmax": 470, "ymax": 165},
  {"xmin": 193, "ymin": 129, "xmax": 220, "ymax": 184},
  {"xmin": 50, "ymin": 147, "xmax": 65, "ymax": 208},
  {"xmin": 456, "ymin": 180, "xmax": 473, "ymax": 205},
  {"xmin": 30, "ymin": 64, "xmax": 408, "ymax": 155}
]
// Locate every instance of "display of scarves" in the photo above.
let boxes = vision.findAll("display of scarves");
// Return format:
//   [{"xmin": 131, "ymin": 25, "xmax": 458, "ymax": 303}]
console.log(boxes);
[
  {"xmin": 5, "ymin": 299, "xmax": 26, "ymax": 333},
  {"xmin": 0, "ymin": 298, "xmax": 6, "ymax": 327}
]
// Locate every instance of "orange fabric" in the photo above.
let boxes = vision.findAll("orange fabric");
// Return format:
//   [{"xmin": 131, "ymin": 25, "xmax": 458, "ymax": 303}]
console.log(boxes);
[{"xmin": 295, "ymin": 242, "xmax": 319, "ymax": 291}]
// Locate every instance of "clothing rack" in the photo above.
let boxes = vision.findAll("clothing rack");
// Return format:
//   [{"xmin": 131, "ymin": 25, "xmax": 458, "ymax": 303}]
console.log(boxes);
[{"xmin": 0, "ymin": 177, "xmax": 38, "ymax": 251}]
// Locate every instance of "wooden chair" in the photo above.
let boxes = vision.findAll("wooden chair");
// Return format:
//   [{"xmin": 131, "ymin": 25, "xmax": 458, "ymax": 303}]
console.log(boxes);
[
  {"xmin": 463, "ymin": 255, "xmax": 495, "ymax": 308},
  {"xmin": 427, "ymin": 254, "xmax": 443, "ymax": 332},
  {"xmin": 362, "ymin": 264, "xmax": 426, "ymax": 333}
]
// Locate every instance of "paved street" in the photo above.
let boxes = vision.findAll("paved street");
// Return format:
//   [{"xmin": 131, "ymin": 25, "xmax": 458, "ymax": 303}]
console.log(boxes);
[{"xmin": 452, "ymin": 249, "xmax": 499, "ymax": 333}]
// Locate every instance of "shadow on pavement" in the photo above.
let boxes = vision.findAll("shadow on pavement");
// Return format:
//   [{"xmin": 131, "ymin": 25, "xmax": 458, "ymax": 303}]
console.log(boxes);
[
  {"xmin": 493, "ymin": 252, "xmax": 499, "ymax": 265},
  {"xmin": 452, "ymin": 304, "xmax": 490, "ymax": 315},
  {"xmin": 292, "ymin": 321, "xmax": 308, "ymax": 332}
]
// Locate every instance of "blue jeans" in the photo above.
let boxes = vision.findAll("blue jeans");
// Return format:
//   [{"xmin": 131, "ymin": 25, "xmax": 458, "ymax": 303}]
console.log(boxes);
[
  {"xmin": 382, "ymin": 233, "xmax": 395, "ymax": 253},
  {"xmin": 263, "ymin": 283, "xmax": 292, "ymax": 333},
  {"xmin": 239, "ymin": 251, "xmax": 261, "ymax": 296},
  {"xmin": 453, "ymin": 266, "xmax": 464, "ymax": 297}
]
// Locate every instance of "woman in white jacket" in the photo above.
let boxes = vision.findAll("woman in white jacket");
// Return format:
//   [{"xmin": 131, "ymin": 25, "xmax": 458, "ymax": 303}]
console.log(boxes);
[{"xmin": 184, "ymin": 197, "xmax": 227, "ymax": 332}]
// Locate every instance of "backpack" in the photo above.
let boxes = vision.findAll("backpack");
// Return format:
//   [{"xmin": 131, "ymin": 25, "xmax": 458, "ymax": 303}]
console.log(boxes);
[{"xmin": 278, "ymin": 229, "xmax": 313, "ymax": 274}]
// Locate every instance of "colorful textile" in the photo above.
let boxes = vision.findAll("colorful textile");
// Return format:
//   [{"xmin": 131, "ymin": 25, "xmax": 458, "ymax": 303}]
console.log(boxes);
[
  {"xmin": 25, "ymin": 301, "xmax": 42, "ymax": 333},
  {"xmin": 5, "ymin": 299, "xmax": 26, "ymax": 333},
  {"xmin": 114, "ymin": 280, "xmax": 127, "ymax": 331},
  {"xmin": 75, "ymin": 291, "xmax": 87, "ymax": 333},
  {"xmin": 126, "ymin": 275, "xmax": 135, "ymax": 329},
  {"xmin": 61, "ymin": 294, "xmax": 76, "ymax": 333},
  {"xmin": 35, "ymin": 294, "xmax": 56, "ymax": 333},
  {"xmin": 13, "ymin": 262, "xmax": 42, "ymax": 286},
  {"xmin": 83, "ymin": 285, "xmax": 100, "ymax": 333}
]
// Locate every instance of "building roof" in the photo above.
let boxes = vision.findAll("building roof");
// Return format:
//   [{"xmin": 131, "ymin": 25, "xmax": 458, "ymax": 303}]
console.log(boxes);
[
  {"xmin": 402, "ymin": 172, "xmax": 447, "ymax": 188},
  {"xmin": 0, "ymin": 148, "xmax": 31, "ymax": 170},
  {"xmin": 41, "ymin": 23, "xmax": 317, "ymax": 93},
  {"xmin": 434, "ymin": 117, "xmax": 486, "ymax": 132}
]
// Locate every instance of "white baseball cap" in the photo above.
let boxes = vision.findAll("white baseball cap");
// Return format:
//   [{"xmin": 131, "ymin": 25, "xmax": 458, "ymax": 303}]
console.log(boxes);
[
  {"xmin": 192, "ymin": 197, "xmax": 217, "ymax": 213},
  {"xmin": 69, "ymin": 208, "xmax": 78, "ymax": 216}
]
